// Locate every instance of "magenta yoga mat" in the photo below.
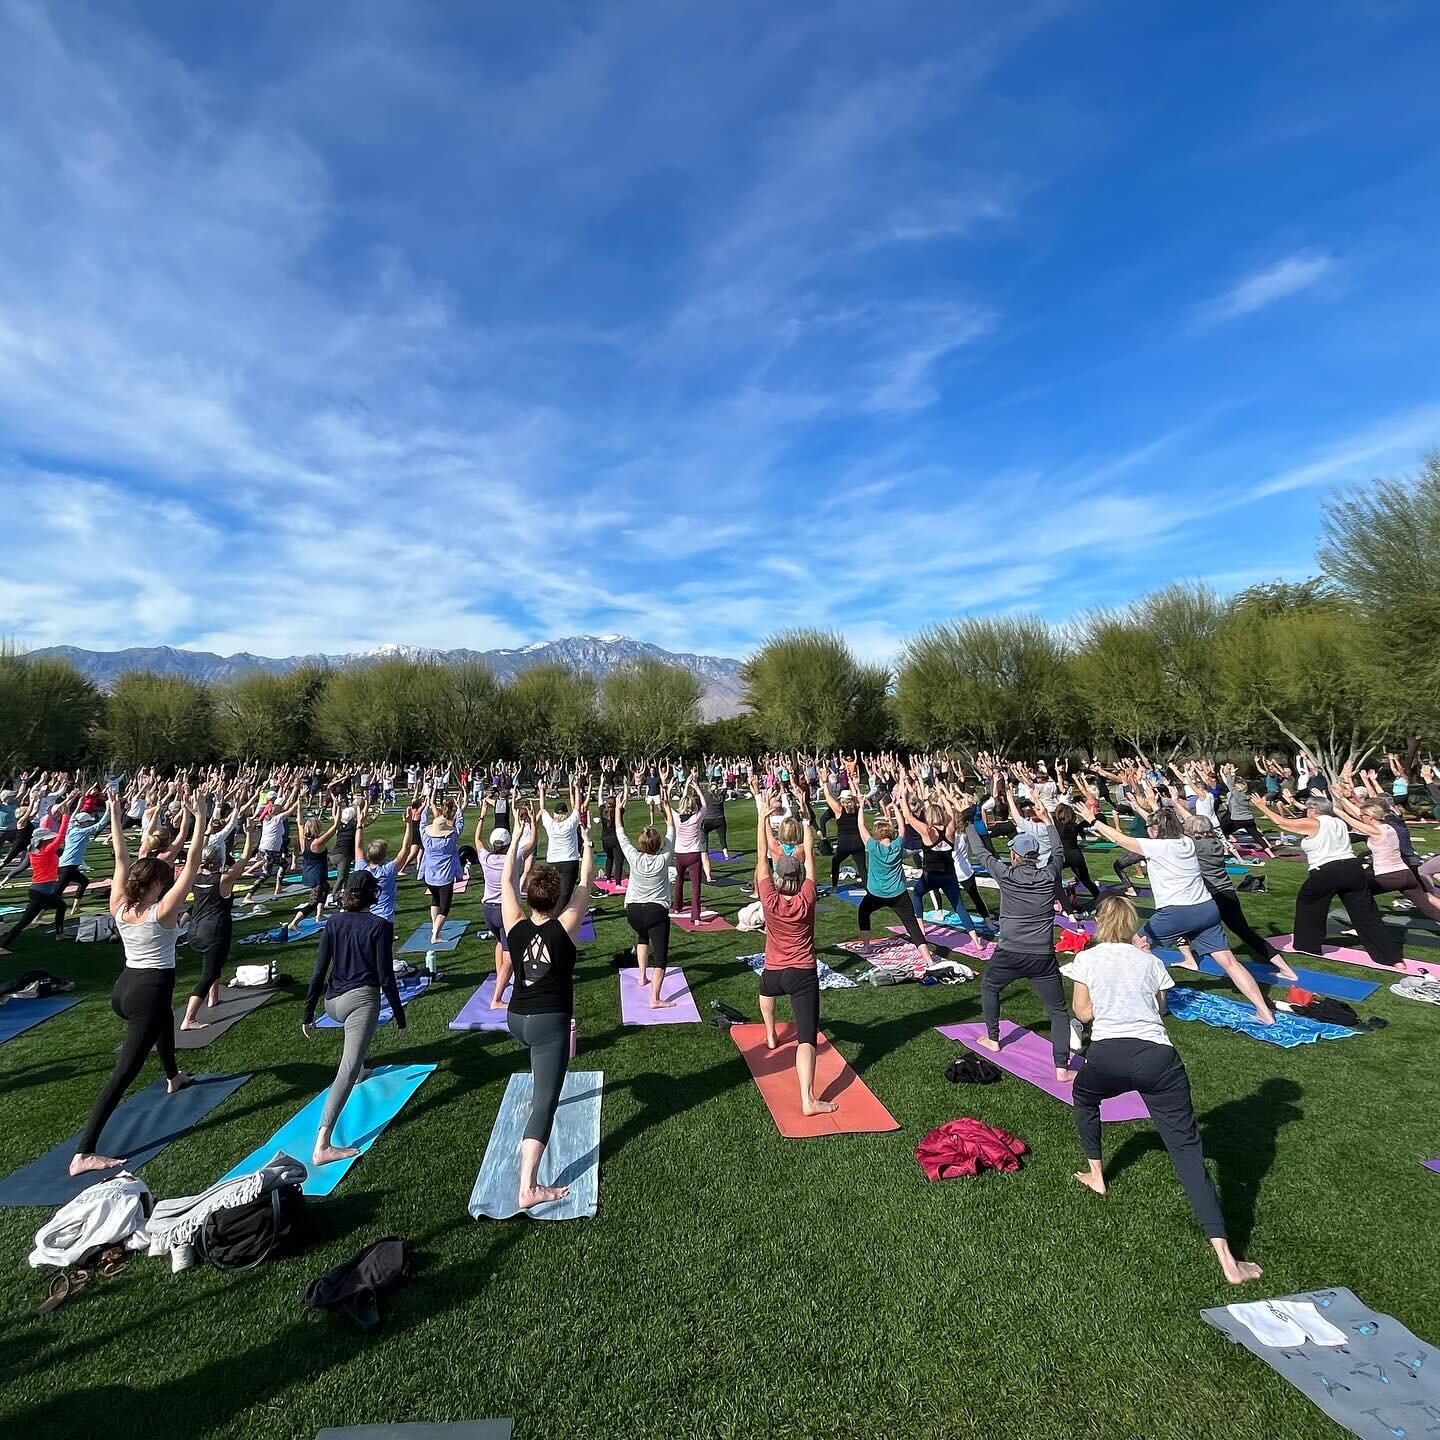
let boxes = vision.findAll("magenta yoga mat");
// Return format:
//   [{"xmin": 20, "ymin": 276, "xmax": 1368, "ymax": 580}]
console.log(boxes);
[
  {"xmin": 618, "ymin": 966, "xmax": 701, "ymax": 1024},
  {"xmin": 936, "ymin": 1020, "xmax": 1150, "ymax": 1122}
]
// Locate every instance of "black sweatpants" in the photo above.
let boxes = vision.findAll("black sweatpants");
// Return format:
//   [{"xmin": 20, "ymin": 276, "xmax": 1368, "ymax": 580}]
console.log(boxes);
[
  {"xmin": 1220, "ymin": 815, "xmax": 1269, "ymax": 850},
  {"xmin": 701, "ymin": 818, "xmax": 728, "ymax": 855},
  {"xmin": 189, "ymin": 933, "xmax": 232, "ymax": 1002},
  {"xmin": 858, "ymin": 890, "xmax": 926, "ymax": 947},
  {"xmin": 1293, "ymin": 857, "xmax": 1400, "ymax": 965},
  {"xmin": 601, "ymin": 841, "xmax": 624, "ymax": 883},
  {"xmin": 0, "ymin": 884, "xmax": 66, "ymax": 948},
  {"xmin": 1073, "ymin": 1037, "xmax": 1225, "ymax": 1239},
  {"xmin": 1113, "ymin": 849, "xmax": 1147, "ymax": 886},
  {"xmin": 981, "ymin": 947, "xmax": 1070, "ymax": 1068},
  {"xmin": 551, "ymin": 860, "xmax": 580, "ymax": 913},
  {"xmin": 831, "ymin": 842, "xmax": 867, "ymax": 891},
  {"xmin": 56, "ymin": 864, "xmax": 90, "ymax": 905},
  {"xmin": 1210, "ymin": 886, "xmax": 1278, "ymax": 961},
  {"xmin": 1062, "ymin": 848, "xmax": 1099, "ymax": 899},
  {"xmin": 77, "ymin": 968, "xmax": 180, "ymax": 1155}
]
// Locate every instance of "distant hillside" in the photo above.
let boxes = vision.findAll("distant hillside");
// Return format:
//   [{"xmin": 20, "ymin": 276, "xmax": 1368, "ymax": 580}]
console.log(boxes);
[{"xmin": 30, "ymin": 635, "xmax": 747, "ymax": 720}]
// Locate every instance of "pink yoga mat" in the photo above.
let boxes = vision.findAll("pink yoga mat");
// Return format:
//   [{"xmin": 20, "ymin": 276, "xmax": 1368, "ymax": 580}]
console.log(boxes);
[
  {"xmin": 887, "ymin": 923, "xmax": 994, "ymax": 957},
  {"xmin": 672, "ymin": 912, "xmax": 733, "ymax": 933},
  {"xmin": 595, "ymin": 878, "xmax": 627, "ymax": 895},
  {"xmin": 936, "ymin": 1021, "xmax": 1150, "ymax": 1122},
  {"xmin": 619, "ymin": 966, "xmax": 701, "ymax": 1024},
  {"xmin": 1275, "ymin": 934, "xmax": 1440, "ymax": 982},
  {"xmin": 448, "ymin": 975, "xmax": 512, "ymax": 1031}
]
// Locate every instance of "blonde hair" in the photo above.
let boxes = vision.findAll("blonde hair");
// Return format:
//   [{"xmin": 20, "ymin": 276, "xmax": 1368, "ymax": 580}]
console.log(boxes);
[
  {"xmin": 777, "ymin": 817, "xmax": 801, "ymax": 846},
  {"xmin": 872, "ymin": 817, "xmax": 896, "ymax": 842},
  {"xmin": 1094, "ymin": 895, "xmax": 1140, "ymax": 946}
]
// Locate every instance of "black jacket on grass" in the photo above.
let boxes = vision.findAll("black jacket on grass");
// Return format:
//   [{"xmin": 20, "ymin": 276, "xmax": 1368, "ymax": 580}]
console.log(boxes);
[{"xmin": 965, "ymin": 822, "xmax": 1062, "ymax": 956}]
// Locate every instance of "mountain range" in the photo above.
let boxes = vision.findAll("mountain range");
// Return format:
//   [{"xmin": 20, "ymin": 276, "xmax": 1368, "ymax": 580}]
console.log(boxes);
[{"xmin": 30, "ymin": 635, "xmax": 748, "ymax": 719}]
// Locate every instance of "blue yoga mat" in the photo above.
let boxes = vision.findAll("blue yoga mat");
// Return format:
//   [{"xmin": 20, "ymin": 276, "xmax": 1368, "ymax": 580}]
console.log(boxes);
[
  {"xmin": 399, "ymin": 919, "xmax": 468, "ymax": 954},
  {"xmin": 576, "ymin": 912, "xmax": 597, "ymax": 944},
  {"xmin": 829, "ymin": 887, "xmax": 864, "ymax": 907},
  {"xmin": 241, "ymin": 916, "xmax": 325, "ymax": 946},
  {"xmin": 1165, "ymin": 986, "xmax": 1358, "ymax": 1048},
  {"xmin": 0, "ymin": 995, "xmax": 80, "ymax": 1044},
  {"xmin": 1155, "ymin": 950, "xmax": 1379, "ymax": 1002},
  {"xmin": 217, "ymin": 1063, "xmax": 436, "ymax": 1196},
  {"xmin": 316, "ymin": 975, "xmax": 431, "ymax": 1029},
  {"xmin": 468, "ymin": 1070, "xmax": 602, "ymax": 1221},
  {"xmin": 0, "ymin": 1072, "xmax": 251, "ymax": 1208}
]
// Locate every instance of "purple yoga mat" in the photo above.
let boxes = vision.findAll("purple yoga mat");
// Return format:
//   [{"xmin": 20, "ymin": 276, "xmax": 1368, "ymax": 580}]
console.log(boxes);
[
  {"xmin": 619, "ymin": 966, "xmax": 701, "ymax": 1024},
  {"xmin": 449, "ymin": 975, "xmax": 513, "ymax": 1032},
  {"xmin": 887, "ymin": 924, "xmax": 993, "ymax": 957},
  {"xmin": 1424, "ymin": 1160, "xmax": 1440, "ymax": 1177},
  {"xmin": 577, "ymin": 912, "xmax": 597, "ymax": 943},
  {"xmin": 936, "ymin": 1020, "xmax": 1150, "ymax": 1122}
]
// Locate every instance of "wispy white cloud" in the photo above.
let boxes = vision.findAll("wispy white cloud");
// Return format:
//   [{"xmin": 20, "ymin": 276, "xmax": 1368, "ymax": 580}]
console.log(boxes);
[
  {"xmin": 1251, "ymin": 401, "xmax": 1440, "ymax": 498},
  {"xmin": 1196, "ymin": 251, "xmax": 1337, "ymax": 326}
]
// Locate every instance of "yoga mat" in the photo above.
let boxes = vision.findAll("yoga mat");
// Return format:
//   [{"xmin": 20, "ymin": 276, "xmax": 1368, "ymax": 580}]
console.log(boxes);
[
  {"xmin": 731, "ymin": 1025, "xmax": 897, "ymax": 1137},
  {"xmin": 468, "ymin": 1070, "xmax": 602, "ymax": 1221},
  {"xmin": 829, "ymin": 887, "xmax": 864, "ymax": 907},
  {"xmin": 449, "ymin": 975, "xmax": 512, "ymax": 1031},
  {"xmin": 576, "ymin": 912, "xmax": 597, "ymax": 943},
  {"xmin": 672, "ymin": 912, "xmax": 733, "ymax": 933},
  {"xmin": 316, "ymin": 1425, "xmax": 512, "ymax": 1440},
  {"xmin": 886, "ymin": 923, "xmax": 992, "ymax": 956},
  {"xmin": 315, "ymin": 974, "xmax": 430, "ymax": 1029},
  {"xmin": 923, "ymin": 908, "xmax": 991, "ymax": 930},
  {"xmin": 1275, "ymin": 934, "xmax": 1440, "ymax": 982},
  {"xmin": 452, "ymin": 873, "xmax": 469, "ymax": 894},
  {"xmin": 707, "ymin": 873, "xmax": 746, "ymax": 888},
  {"xmin": 1330, "ymin": 909, "xmax": 1440, "ymax": 948},
  {"xmin": 1423, "ymin": 1159, "xmax": 1440, "ymax": 1177},
  {"xmin": 0, "ymin": 995, "xmax": 80, "ymax": 1044},
  {"xmin": 172, "ymin": 985, "xmax": 278, "ymax": 1049},
  {"xmin": 241, "ymin": 917, "xmax": 325, "ymax": 946},
  {"xmin": 937, "ymin": 1021, "xmax": 1148, "ymax": 1121},
  {"xmin": 708, "ymin": 850, "xmax": 747, "ymax": 862},
  {"xmin": 0, "ymin": 1073, "xmax": 251, "ymax": 1208},
  {"xmin": 619, "ymin": 966, "xmax": 700, "ymax": 1024},
  {"xmin": 399, "ymin": 919, "xmax": 469, "ymax": 954},
  {"xmin": 1202, "ymin": 1286, "xmax": 1440, "ymax": 1440},
  {"xmin": 1165, "ymin": 987, "xmax": 1358, "ymax": 1047},
  {"xmin": 217, "ymin": 1064, "xmax": 435, "ymax": 1197},
  {"xmin": 1167, "ymin": 953, "xmax": 1380, "ymax": 1002},
  {"xmin": 594, "ymin": 878, "xmax": 627, "ymax": 896}
]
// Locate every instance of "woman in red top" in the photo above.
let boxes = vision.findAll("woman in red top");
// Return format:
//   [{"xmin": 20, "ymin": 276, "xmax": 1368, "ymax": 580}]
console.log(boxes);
[
  {"xmin": 753, "ymin": 789, "xmax": 836, "ymax": 1119},
  {"xmin": 0, "ymin": 791, "xmax": 76, "ymax": 955}
]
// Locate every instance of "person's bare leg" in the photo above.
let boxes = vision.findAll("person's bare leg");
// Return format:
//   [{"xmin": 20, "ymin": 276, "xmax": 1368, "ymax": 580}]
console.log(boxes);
[
  {"xmin": 1173, "ymin": 940, "xmax": 1200, "ymax": 971},
  {"xmin": 1211, "ymin": 1237, "xmax": 1263, "ymax": 1284},
  {"xmin": 517, "ymin": 1137, "xmax": 568, "ymax": 1208},
  {"xmin": 759, "ymin": 993, "xmax": 778, "ymax": 1049},
  {"xmin": 1213, "ymin": 949, "xmax": 1275, "ymax": 1023},
  {"xmin": 180, "ymin": 994, "xmax": 205, "ymax": 1031},
  {"xmin": 490, "ymin": 948, "xmax": 511, "ymax": 1007},
  {"xmin": 1073, "ymin": 1157, "xmax": 1106, "ymax": 1195},
  {"xmin": 649, "ymin": 965, "xmax": 674, "ymax": 1009},
  {"xmin": 635, "ymin": 940, "xmax": 649, "ymax": 988},
  {"xmin": 797, "ymin": 1041, "xmax": 837, "ymax": 1115},
  {"xmin": 313, "ymin": 1123, "xmax": 359, "ymax": 1168}
]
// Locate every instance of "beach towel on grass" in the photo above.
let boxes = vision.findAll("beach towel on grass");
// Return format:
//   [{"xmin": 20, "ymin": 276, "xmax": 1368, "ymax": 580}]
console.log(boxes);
[{"xmin": 1165, "ymin": 986, "xmax": 1358, "ymax": 1047}]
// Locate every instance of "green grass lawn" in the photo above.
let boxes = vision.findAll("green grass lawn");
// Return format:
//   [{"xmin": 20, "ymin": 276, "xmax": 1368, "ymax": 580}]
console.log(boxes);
[{"xmin": 2, "ymin": 805, "xmax": 1439, "ymax": 1440}]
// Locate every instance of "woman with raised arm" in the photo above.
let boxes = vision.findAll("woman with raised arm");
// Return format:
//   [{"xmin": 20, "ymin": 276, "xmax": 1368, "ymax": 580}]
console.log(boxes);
[
  {"xmin": 700, "ymin": 775, "xmax": 730, "ymax": 861},
  {"xmin": 69, "ymin": 791, "xmax": 209, "ymax": 1177},
  {"xmin": 418, "ymin": 793, "xmax": 466, "ymax": 966},
  {"xmin": 180, "ymin": 822, "xmax": 257, "ymax": 1031},
  {"xmin": 0, "ymin": 788, "xmax": 78, "ymax": 954},
  {"xmin": 896, "ymin": 783, "xmax": 983, "ymax": 948},
  {"xmin": 500, "ymin": 815, "xmax": 594, "ymax": 1209},
  {"xmin": 821, "ymin": 763, "xmax": 867, "ymax": 892},
  {"xmin": 477, "ymin": 800, "xmax": 534, "ymax": 1008},
  {"xmin": 854, "ymin": 775, "xmax": 934, "ymax": 958},
  {"xmin": 537, "ymin": 775, "xmax": 583, "ymax": 913},
  {"xmin": 617, "ymin": 786, "xmax": 677, "ymax": 1007},
  {"xmin": 670, "ymin": 775, "xmax": 707, "ymax": 925},
  {"xmin": 286, "ymin": 798, "xmax": 340, "ymax": 936}
]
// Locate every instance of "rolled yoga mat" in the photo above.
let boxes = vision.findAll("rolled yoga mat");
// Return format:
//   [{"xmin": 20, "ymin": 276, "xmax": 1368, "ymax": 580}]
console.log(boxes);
[
  {"xmin": 315, "ymin": 974, "xmax": 430, "ymax": 1029},
  {"xmin": 316, "ymin": 1424, "xmax": 513, "ymax": 1440},
  {"xmin": 0, "ymin": 995, "xmax": 80, "ymax": 1045},
  {"xmin": 730, "ymin": 1024, "xmax": 899, "ymax": 1138},
  {"xmin": 1423, "ymin": 1159, "xmax": 1440, "ymax": 1177},
  {"xmin": 468, "ymin": 1070, "xmax": 603, "ymax": 1221},
  {"xmin": 217, "ymin": 1063, "xmax": 436, "ymax": 1197},
  {"xmin": 0, "ymin": 1072, "xmax": 251, "ymax": 1208},
  {"xmin": 449, "ymin": 975, "xmax": 512, "ymax": 1031},
  {"xmin": 619, "ymin": 966, "xmax": 700, "ymax": 1024},
  {"xmin": 937, "ymin": 1020, "xmax": 1148, "ymax": 1122},
  {"xmin": 399, "ymin": 919, "xmax": 469, "ymax": 954},
  {"xmin": 170, "ymin": 985, "xmax": 278, "ymax": 1050},
  {"xmin": 1156, "ymin": 951, "xmax": 1379, "ymax": 1003}
]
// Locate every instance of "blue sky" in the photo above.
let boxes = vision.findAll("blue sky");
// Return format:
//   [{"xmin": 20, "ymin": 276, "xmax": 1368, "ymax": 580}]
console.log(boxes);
[{"xmin": 2, "ymin": 0, "xmax": 1438, "ymax": 664}]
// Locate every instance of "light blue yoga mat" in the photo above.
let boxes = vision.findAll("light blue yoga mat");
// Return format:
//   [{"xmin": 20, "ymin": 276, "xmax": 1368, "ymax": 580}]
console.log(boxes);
[
  {"xmin": 468, "ymin": 1070, "xmax": 602, "ymax": 1221},
  {"xmin": 217, "ymin": 1063, "xmax": 436, "ymax": 1196},
  {"xmin": 315, "ymin": 975, "xmax": 430, "ymax": 1029},
  {"xmin": 399, "ymin": 919, "xmax": 468, "ymax": 954},
  {"xmin": 1165, "ymin": 986, "xmax": 1358, "ymax": 1047},
  {"xmin": 241, "ymin": 916, "xmax": 325, "ymax": 946},
  {"xmin": 0, "ymin": 995, "xmax": 80, "ymax": 1044}
]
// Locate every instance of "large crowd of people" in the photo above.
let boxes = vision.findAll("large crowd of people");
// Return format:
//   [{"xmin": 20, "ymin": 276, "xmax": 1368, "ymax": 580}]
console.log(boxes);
[{"xmin": 3, "ymin": 739, "xmax": 1438, "ymax": 1281}]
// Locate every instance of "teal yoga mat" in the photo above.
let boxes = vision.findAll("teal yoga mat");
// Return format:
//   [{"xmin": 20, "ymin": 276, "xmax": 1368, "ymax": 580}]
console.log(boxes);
[
  {"xmin": 0, "ymin": 995, "xmax": 80, "ymax": 1044},
  {"xmin": 217, "ymin": 1063, "xmax": 436, "ymax": 1196},
  {"xmin": 399, "ymin": 919, "xmax": 468, "ymax": 954},
  {"xmin": 468, "ymin": 1070, "xmax": 602, "ymax": 1221}
]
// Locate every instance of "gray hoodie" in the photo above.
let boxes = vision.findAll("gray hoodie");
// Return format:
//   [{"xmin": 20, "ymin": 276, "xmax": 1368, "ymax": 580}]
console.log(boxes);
[{"xmin": 965, "ymin": 822, "xmax": 1062, "ymax": 956}]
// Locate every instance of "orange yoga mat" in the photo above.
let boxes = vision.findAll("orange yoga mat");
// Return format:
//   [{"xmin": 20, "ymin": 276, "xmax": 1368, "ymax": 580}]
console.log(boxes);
[{"xmin": 730, "ymin": 1024, "xmax": 899, "ymax": 1138}]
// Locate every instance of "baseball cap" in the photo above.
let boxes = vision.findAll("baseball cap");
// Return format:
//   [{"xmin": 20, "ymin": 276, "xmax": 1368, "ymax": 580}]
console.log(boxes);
[
  {"xmin": 774, "ymin": 854, "xmax": 805, "ymax": 884},
  {"xmin": 490, "ymin": 828, "xmax": 511, "ymax": 849},
  {"xmin": 1009, "ymin": 832, "xmax": 1040, "ymax": 857}
]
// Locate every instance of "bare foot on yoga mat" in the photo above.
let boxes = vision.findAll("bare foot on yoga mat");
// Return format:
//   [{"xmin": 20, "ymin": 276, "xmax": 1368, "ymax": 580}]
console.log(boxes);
[
  {"xmin": 1174, "ymin": 948, "xmax": 1200, "ymax": 971},
  {"xmin": 764, "ymin": 1028, "xmax": 779, "ymax": 1049},
  {"xmin": 519, "ymin": 1182, "xmax": 569, "ymax": 1208},
  {"xmin": 1271, "ymin": 959, "xmax": 1300, "ymax": 982},
  {"xmin": 313, "ymin": 1143, "xmax": 360, "ymax": 1166},
  {"xmin": 70, "ymin": 1152, "xmax": 126, "ymax": 1175},
  {"xmin": 649, "ymin": 997, "xmax": 675, "ymax": 1010},
  {"xmin": 1055, "ymin": 1068, "xmax": 1078, "ymax": 1085},
  {"xmin": 974, "ymin": 1036, "xmax": 1002, "ymax": 1054},
  {"xmin": 167, "ymin": 1073, "xmax": 195, "ymax": 1094},
  {"xmin": 1073, "ymin": 1169, "xmax": 1106, "ymax": 1196},
  {"xmin": 179, "ymin": 1017, "xmax": 208, "ymax": 1031},
  {"xmin": 802, "ymin": 1097, "xmax": 839, "ymax": 1116}
]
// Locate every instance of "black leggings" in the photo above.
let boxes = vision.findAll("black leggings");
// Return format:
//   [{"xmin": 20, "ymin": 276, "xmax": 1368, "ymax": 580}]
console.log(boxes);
[
  {"xmin": 426, "ymin": 882, "xmax": 454, "ymax": 916},
  {"xmin": 601, "ymin": 842, "xmax": 623, "ymax": 882},
  {"xmin": 0, "ymin": 885, "xmax": 66, "ymax": 948},
  {"xmin": 506, "ymin": 1010, "xmax": 571, "ymax": 1144},
  {"xmin": 759, "ymin": 967, "xmax": 820, "ymax": 1047},
  {"xmin": 858, "ymin": 890, "xmax": 926, "ymax": 946},
  {"xmin": 1062, "ymin": 849, "xmax": 1099, "ymax": 899},
  {"xmin": 189, "ymin": 936, "xmax": 231, "ymax": 1001},
  {"xmin": 625, "ymin": 902, "xmax": 671, "ymax": 970},
  {"xmin": 701, "ymin": 818, "xmax": 728, "ymax": 854},
  {"xmin": 831, "ymin": 842, "xmax": 867, "ymax": 891},
  {"xmin": 1293, "ymin": 857, "xmax": 1400, "ymax": 964},
  {"xmin": 1210, "ymin": 886, "xmax": 1278, "ymax": 962},
  {"xmin": 981, "ymin": 947, "xmax": 1070, "ymax": 1067},
  {"xmin": 1220, "ymin": 815, "xmax": 1269, "ymax": 850},
  {"xmin": 551, "ymin": 860, "xmax": 580, "ymax": 913},
  {"xmin": 56, "ymin": 864, "xmax": 90, "ymax": 904},
  {"xmin": 1113, "ymin": 849, "xmax": 1147, "ymax": 885},
  {"xmin": 77, "ymin": 968, "xmax": 180, "ymax": 1155},
  {"xmin": 1073, "ymin": 1037, "xmax": 1225, "ymax": 1239}
]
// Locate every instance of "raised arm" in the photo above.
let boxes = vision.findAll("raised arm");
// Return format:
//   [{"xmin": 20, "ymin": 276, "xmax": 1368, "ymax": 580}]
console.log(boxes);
[
  {"xmin": 157, "ymin": 797, "xmax": 209, "ymax": 923},
  {"xmin": 106, "ymin": 792, "xmax": 131, "ymax": 915},
  {"xmin": 500, "ymin": 825, "xmax": 528, "ymax": 933},
  {"xmin": 558, "ymin": 827, "xmax": 594, "ymax": 937}
]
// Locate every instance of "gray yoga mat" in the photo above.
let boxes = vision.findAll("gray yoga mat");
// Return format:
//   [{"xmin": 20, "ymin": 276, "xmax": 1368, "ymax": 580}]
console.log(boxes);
[
  {"xmin": 399, "ymin": 919, "xmax": 469, "ymax": 954},
  {"xmin": 0, "ymin": 1072, "xmax": 250, "ymax": 1208},
  {"xmin": 316, "ymin": 1425, "xmax": 513, "ymax": 1440},
  {"xmin": 1202, "ymin": 1286, "xmax": 1438, "ymax": 1439},
  {"xmin": 172, "ymin": 986, "xmax": 279, "ymax": 1049},
  {"xmin": 468, "ymin": 1070, "xmax": 602, "ymax": 1221}
]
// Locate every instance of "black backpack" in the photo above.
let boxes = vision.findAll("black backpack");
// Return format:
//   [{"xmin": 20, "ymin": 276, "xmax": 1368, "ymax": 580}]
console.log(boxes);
[{"xmin": 197, "ymin": 1185, "xmax": 306, "ymax": 1272}]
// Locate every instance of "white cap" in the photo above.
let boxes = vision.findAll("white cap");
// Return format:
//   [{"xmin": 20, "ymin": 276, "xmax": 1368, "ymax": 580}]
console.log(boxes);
[
  {"xmin": 341, "ymin": 806, "xmax": 357, "ymax": 824},
  {"xmin": 490, "ymin": 828, "xmax": 511, "ymax": 849}
]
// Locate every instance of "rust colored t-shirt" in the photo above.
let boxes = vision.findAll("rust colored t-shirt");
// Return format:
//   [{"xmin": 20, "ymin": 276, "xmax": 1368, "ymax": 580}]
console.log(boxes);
[{"xmin": 758, "ymin": 874, "xmax": 817, "ymax": 971}]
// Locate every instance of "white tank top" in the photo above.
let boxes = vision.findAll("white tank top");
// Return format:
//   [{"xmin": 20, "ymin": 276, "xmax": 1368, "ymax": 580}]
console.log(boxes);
[
  {"xmin": 117, "ymin": 903, "xmax": 179, "ymax": 971},
  {"xmin": 1301, "ymin": 814, "xmax": 1354, "ymax": 871}
]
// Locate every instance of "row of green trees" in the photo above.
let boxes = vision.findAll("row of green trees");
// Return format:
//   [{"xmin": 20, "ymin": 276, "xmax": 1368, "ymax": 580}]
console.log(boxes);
[{"xmin": 3, "ymin": 454, "xmax": 1436, "ymax": 773}]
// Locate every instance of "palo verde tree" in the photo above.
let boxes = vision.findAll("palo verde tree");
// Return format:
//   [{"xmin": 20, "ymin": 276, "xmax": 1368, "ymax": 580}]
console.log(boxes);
[
  {"xmin": 740, "ymin": 630, "xmax": 888, "ymax": 753},
  {"xmin": 600, "ymin": 659, "xmax": 702, "ymax": 757},
  {"xmin": 0, "ymin": 647, "xmax": 104, "ymax": 774}
]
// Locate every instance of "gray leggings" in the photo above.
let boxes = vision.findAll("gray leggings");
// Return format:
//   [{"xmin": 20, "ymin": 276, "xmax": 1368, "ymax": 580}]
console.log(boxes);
[
  {"xmin": 507, "ymin": 1010, "xmax": 571, "ymax": 1144},
  {"xmin": 321, "ymin": 986, "xmax": 380, "ymax": 1132}
]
